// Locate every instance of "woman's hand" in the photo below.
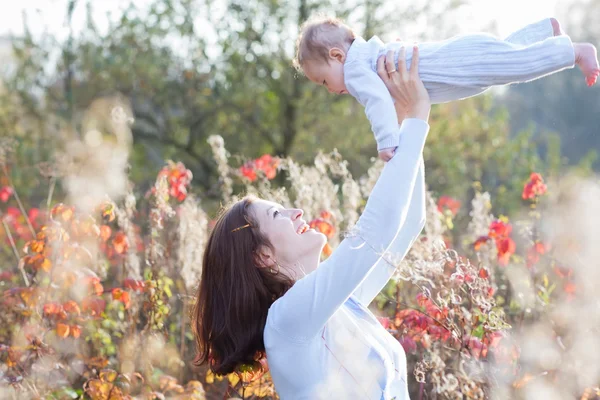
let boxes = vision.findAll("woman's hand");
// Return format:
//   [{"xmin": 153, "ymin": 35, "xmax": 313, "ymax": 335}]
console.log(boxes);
[{"xmin": 376, "ymin": 46, "xmax": 431, "ymax": 122}]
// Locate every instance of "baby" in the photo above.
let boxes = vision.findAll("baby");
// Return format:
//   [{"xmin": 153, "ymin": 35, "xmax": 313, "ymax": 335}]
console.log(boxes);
[{"xmin": 294, "ymin": 17, "xmax": 600, "ymax": 161}]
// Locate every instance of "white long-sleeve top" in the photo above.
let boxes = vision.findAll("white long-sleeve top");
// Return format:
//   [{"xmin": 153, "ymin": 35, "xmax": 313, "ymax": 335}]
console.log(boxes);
[
  {"xmin": 344, "ymin": 18, "xmax": 575, "ymax": 150},
  {"xmin": 264, "ymin": 118, "xmax": 429, "ymax": 400}
]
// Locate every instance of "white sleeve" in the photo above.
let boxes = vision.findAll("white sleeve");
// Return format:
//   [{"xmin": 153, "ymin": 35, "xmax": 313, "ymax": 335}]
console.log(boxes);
[
  {"xmin": 345, "ymin": 61, "xmax": 402, "ymax": 151},
  {"xmin": 352, "ymin": 157, "xmax": 425, "ymax": 306},
  {"xmin": 266, "ymin": 119, "xmax": 429, "ymax": 342}
]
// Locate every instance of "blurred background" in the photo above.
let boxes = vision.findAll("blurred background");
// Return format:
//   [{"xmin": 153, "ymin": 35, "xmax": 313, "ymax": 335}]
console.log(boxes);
[{"xmin": 1, "ymin": 0, "xmax": 598, "ymax": 215}]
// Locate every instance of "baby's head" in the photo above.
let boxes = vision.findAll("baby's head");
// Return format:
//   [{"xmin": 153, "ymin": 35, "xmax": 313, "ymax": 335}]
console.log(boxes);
[{"xmin": 294, "ymin": 16, "xmax": 356, "ymax": 95}]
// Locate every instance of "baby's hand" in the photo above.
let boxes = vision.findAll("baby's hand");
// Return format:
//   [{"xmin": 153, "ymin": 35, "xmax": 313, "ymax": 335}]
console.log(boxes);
[{"xmin": 378, "ymin": 147, "xmax": 396, "ymax": 162}]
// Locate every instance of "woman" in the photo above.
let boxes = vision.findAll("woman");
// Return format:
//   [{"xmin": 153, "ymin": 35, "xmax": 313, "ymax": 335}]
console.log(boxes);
[{"xmin": 192, "ymin": 46, "xmax": 431, "ymax": 399}]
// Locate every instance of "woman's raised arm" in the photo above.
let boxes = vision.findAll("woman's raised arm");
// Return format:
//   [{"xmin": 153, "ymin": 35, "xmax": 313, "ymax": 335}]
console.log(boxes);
[{"xmin": 266, "ymin": 47, "xmax": 431, "ymax": 342}]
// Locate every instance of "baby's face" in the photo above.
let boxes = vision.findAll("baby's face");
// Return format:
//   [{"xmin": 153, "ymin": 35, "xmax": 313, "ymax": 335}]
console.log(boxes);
[{"xmin": 303, "ymin": 59, "xmax": 348, "ymax": 95}]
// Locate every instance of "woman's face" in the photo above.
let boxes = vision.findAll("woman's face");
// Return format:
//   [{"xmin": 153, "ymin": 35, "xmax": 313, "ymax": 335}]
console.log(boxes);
[{"xmin": 250, "ymin": 199, "xmax": 327, "ymax": 280}]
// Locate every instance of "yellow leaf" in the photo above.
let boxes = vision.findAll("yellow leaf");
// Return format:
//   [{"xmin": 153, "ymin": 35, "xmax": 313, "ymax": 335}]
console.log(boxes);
[
  {"xmin": 228, "ymin": 373, "xmax": 240, "ymax": 387},
  {"xmin": 205, "ymin": 370, "xmax": 215, "ymax": 384},
  {"xmin": 100, "ymin": 369, "xmax": 119, "ymax": 383}
]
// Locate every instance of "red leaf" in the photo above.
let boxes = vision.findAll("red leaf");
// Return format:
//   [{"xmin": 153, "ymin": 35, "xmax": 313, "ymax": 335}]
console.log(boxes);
[
  {"xmin": 0, "ymin": 186, "xmax": 14, "ymax": 203},
  {"xmin": 112, "ymin": 232, "xmax": 129, "ymax": 254},
  {"xmin": 99, "ymin": 225, "xmax": 112, "ymax": 242},
  {"xmin": 473, "ymin": 236, "xmax": 489, "ymax": 251}
]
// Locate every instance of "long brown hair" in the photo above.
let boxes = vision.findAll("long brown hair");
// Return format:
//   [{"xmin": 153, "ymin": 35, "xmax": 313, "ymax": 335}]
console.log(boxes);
[{"xmin": 191, "ymin": 196, "xmax": 294, "ymax": 375}]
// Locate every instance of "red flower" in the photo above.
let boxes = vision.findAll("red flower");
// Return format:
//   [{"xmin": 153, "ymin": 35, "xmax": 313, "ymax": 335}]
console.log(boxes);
[
  {"xmin": 488, "ymin": 220, "xmax": 512, "ymax": 238},
  {"xmin": 522, "ymin": 172, "xmax": 547, "ymax": 200},
  {"xmin": 437, "ymin": 195, "xmax": 461, "ymax": 216},
  {"xmin": 238, "ymin": 154, "xmax": 279, "ymax": 182},
  {"xmin": 496, "ymin": 237, "xmax": 516, "ymax": 266},
  {"xmin": 239, "ymin": 163, "xmax": 257, "ymax": 182},
  {"xmin": 526, "ymin": 241, "xmax": 549, "ymax": 267},
  {"xmin": 0, "ymin": 186, "xmax": 14, "ymax": 203},
  {"xmin": 157, "ymin": 161, "xmax": 193, "ymax": 201}
]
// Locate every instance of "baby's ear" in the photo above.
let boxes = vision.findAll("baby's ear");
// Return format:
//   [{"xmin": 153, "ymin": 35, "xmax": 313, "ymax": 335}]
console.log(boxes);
[{"xmin": 329, "ymin": 47, "xmax": 346, "ymax": 64}]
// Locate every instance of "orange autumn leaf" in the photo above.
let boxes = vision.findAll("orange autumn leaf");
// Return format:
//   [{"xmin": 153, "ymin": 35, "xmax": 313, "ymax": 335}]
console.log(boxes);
[
  {"xmin": 43, "ymin": 302, "xmax": 63, "ymax": 316},
  {"xmin": 25, "ymin": 239, "xmax": 45, "ymax": 254},
  {"xmin": 63, "ymin": 300, "xmax": 81, "ymax": 316},
  {"xmin": 99, "ymin": 225, "xmax": 112, "ymax": 242},
  {"xmin": 320, "ymin": 210, "xmax": 332, "ymax": 220},
  {"xmin": 322, "ymin": 243, "xmax": 332, "ymax": 257},
  {"xmin": 513, "ymin": 373, "xmax": 535, "ymax": 389},
  {"xmin": 84, "ymin": 277, "xmax": 104, "ymax": 296},
  {"xmin": 23, "ymin": 254, "xmax": 52, "ymax": 272},
  {"xmin": 309, "ymin": 218, "xmax": 335, "ymax": 239},
  {"xmin": 112, "ymin": 232, "xmax": 129, "ymax": 254},
  {"xmin": 18, "ymin": 288, "xmax": 38, "ymax": 307},
  {"xmin": 112, "ymin": 288, "xmax": 131, "ymax": 309},
  {"xmin": 81, "ymin": 297, "xmax": 106, "ymax": 317},
  {"xmin": 70, "ymin": 325, "xmax": 82, "ymax": 338},
  {"xmin": 56, "ymin": 323, "xmax": 70, "ymax": 338},
  {"xmin": 51, "ymin": 203, "xmax": 75, "ymax": 223}
]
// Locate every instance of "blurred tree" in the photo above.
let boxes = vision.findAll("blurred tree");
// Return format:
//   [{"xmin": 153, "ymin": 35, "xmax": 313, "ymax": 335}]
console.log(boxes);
[
  {"xmin": 3, "ymin": 0, "xmax": 591, "ymax": 217},
  {"xmin": 498, "ymin": 0, "xmax": 600, "ymax": 169}
]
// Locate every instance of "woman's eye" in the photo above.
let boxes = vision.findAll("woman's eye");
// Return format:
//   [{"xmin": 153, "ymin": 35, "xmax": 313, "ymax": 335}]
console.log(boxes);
[{"xmin": 273, "ymin": 210, "xmax": 280, "ymax": 218}]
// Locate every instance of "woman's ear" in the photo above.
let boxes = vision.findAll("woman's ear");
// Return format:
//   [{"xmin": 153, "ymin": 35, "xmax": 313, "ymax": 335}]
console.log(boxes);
[
  {"xmin": 254, "ymin": 246, "xmax": 275, "ymax": 269},
  {"xmin": 328, "ymin": 47, "xmax": 346, "ymax": 64}
]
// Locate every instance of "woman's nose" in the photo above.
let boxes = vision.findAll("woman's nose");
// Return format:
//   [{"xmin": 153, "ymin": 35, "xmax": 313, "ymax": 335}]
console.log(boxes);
[{"xmin": 291, "ymin": 208, "xmax": 304, "ymax": 220}]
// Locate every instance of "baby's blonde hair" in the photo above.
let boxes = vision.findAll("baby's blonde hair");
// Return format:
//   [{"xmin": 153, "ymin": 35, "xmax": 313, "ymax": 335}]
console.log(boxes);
[{"xmin": 293, "ymin": 16, "xmax": 356, "ymax": 74}]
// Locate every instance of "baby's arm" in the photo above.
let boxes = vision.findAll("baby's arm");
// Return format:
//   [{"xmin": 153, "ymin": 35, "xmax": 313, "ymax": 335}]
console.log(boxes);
[{"xmin": 345, "ymin": 60, "xmax": 402, "ymax": 157}]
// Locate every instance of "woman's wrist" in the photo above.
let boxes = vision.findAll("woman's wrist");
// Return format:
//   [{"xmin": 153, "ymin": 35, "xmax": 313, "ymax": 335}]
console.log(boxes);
[{"xmin": 406, "ymin": 101, "xmax": 431, "ymax": 121}]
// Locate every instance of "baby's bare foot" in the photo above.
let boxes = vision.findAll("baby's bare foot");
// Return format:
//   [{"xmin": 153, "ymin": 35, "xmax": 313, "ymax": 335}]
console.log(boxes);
[
  {"xmin": 574, "ymin": 42, "xmax": 600, "ymax": 86},
  {"xmin": 550, "ymin": 18, "xmax": 564, "ymax": 36}
]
